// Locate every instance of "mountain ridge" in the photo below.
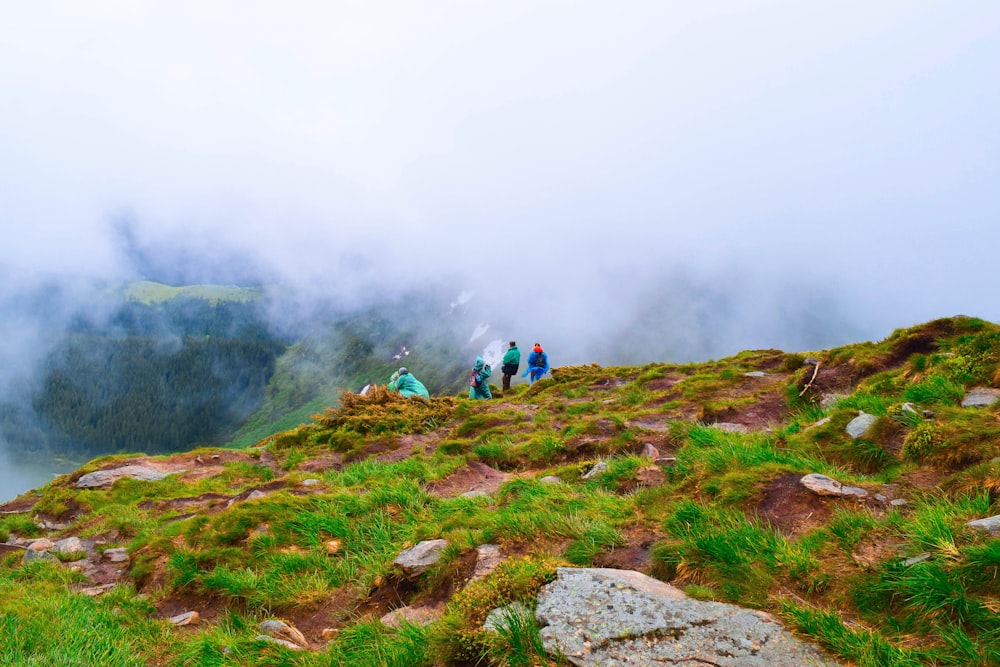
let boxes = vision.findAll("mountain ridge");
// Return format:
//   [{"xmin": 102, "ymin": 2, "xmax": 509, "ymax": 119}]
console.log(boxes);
[{"xmin": 2, "ymin": 316, "xmax": 999, "ymax": 665}]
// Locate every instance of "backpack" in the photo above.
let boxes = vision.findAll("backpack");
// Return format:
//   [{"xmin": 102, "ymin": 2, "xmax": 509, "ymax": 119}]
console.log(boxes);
[{"xmin": 470, "ymin": 369, "xmax": 481, "ymax": 387}]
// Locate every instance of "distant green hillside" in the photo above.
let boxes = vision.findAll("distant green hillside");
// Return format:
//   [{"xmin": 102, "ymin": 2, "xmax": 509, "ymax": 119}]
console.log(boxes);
[
  {"xmin": 3, "ymin": 317, "xmax": 1000, "ymax": 665},
  {"xmin": 122, "ymin": 280, "xmax": 263, "ymax": 305}
]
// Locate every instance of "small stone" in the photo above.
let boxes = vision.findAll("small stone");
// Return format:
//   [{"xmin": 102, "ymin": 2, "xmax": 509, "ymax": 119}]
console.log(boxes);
[
  {"xmin": 380, "ymin": 604, "xmax": 443, "ymax": 628},
  {"xmin": 22, "ymin": 549, "xmax": 58, "ymax": 564},
  {"xmin": 321, "ymin": 628, "xmax": 339, "ymax": 639},
  {"xmin": 325, "ymin": 539, "xmax": 343, "ymax": 555},
  {"xmin": 846, "ymin": 412, "xmax": 878, "ymax": 439},
  {"xmin": 874, "ymin": 494, "xmax": 888, "ymax": 503},
  {"xmin": 255, "ymin": 635, "xmax": 303, "ymax": 650},
  {"xmin": 79, "ymin": 583, "xmax": 116, "ymax": 596},
  {"xmin": 52, "ymin": 537, "xmax": 86, "ymax": 557},
  {"xmin": 967, "ymin": 515, "xmax": 1000, "ymax": 535},
  {"xmin": 890, "ymin": 499, "xmax": 908, "ymax": 507},
  {"xmin": 473, "ymin": 544, "xmax": 503, "ymax": 580},
  {"xmin": 804, "ymin": 416, "xmax": 832, "ymax": 431},
  {"xmin": 169, "ymin": 611, "xmax": 200, "ymax": 626},
  {"xmin": 640, "ymin": 443, "xmax": 660, "ymax": 459},
  {"xmin": 301, "ymin": 479, "xmax": 322, "ymax": 487},
  {"xmin": 103, "ymin": 548, "xmax": 129, "ymax": 563},
  {"xmin": 258, "ymin": 619, "xmax": 308, "ymax": 648},
  {"xmin": 744, "ymin": 371, "xmax": 767, "ymax": 377},
  {"xmin": 900, "ymin": 403, "xmax": 919, "ymax": 415},
  {"xmin": 393, "ymin": 539, "xmax": 449, "ymax": 578},
  {"xmin": 582, "ymin": 462, "xmax": 609, "ymax": 480},
  {"xmin": 540, "ymin": 476, "xmax": 562, "ymax": 484},
  {"xmin": 27, "ymin": 538, "xmax": 55, "ymax": 552},
  {"xmin": 903, "ymin": 553, "xmax": 931, "ymax": 567}
]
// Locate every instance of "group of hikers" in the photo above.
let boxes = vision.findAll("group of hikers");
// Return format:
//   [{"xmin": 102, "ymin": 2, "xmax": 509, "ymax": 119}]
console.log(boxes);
[{"xmin": 386, "ymin": 341, "xmax": 550, "ymax": 401}]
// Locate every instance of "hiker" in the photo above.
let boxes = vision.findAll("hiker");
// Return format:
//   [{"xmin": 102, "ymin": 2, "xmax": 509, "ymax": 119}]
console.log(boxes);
[
  {"xmin": 469, "ymin": 356, "xmax": 492, "ymax": 399},
  {"xmin": 501, "ymin": 341, "xmax": 520, "ymax": 391},
  {"xmin": 388, "ymin": 367, "xmax": 430, "ymax": 399},
  {"xmin": 524, "ymin": 342, "xmax": 549, "ymax": 385}
]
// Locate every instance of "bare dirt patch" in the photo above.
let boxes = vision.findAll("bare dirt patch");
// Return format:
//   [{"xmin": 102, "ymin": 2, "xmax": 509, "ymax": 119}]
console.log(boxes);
[
  {"xmin": 0, "ymin": 495, "xmax": 38, "ymax": 514},
  {"xmin": 426, "ymin": 461, "xmax": 511, "ymax": 498},
  {"xmin": 297, "ymin": 453, "xmax": 344, "ymax": 474},
  {"xmin": 755, "ymin": 473, "xmax": 834, "ymax": 537},
  {"xmin": 644, "ymin": 375, "xmax": 686, "ymax": 392},
  {"xmin": 154, "ymin": 591, "xmax": 229, "ymax": 625},
  {"xmin": 592, "ymin": 526, "xmax": 660, "ymax": 573},
  {"xmin": 285, "ymin": 586, "xmax": 360, "ymax": 641},
  {"xmin": 899, "ymin": 466, "xmax": 947, "ymax": 490}
]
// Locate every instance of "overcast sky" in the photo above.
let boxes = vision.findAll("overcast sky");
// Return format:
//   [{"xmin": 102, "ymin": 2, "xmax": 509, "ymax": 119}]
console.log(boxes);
[{"xmin": 2, "ymin": 1, "xmax": 999, "ymax": 355}]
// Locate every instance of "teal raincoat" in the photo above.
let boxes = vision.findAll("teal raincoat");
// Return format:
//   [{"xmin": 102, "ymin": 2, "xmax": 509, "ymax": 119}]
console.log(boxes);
[{"xmin": 469, "ymin": 356, "xmax": 492, "ymax": 399}]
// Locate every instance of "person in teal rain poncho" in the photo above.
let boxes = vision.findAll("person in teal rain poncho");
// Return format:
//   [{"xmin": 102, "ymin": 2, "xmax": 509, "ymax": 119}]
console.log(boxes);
[
  {"xmin": 388, "ymin": 367, "xmax": 430, "ymax": 399},
  {"xmin": 469, "ymin": 356, "xmax": 492, "ymax": 399}
]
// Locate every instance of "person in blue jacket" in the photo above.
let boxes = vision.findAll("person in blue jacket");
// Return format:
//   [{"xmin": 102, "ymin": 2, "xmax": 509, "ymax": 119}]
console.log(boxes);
[
  {"xmin": 388, "ymin": 367, "xmax": 430, "ymax": 399},
  {"xmin": 524, "ymin": 342, "xmax": 549, "ymax": 385},
  {"xmin": 469, "ymin": 356, "xmax": 492, "ymax": 399}
]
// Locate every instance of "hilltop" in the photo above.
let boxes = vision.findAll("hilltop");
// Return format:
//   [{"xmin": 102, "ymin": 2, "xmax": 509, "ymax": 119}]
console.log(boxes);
[{"xmin": 2, "ymin": 316, "xmax": 1000, "ymax": 665}]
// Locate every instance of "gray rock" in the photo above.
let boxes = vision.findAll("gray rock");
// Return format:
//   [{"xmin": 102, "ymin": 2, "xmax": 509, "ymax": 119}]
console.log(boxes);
[
  {"xmin": 890, "ymin": 499, "xmax": 908, "ymax": 507},
  {"xmin": 483, "ymin": 602, "xmax": 532, "ymax": 633},
  {"xmin": 258, "ymin": 619, "xmax": 308, "ymax": 648},
  {"xmin": 639, "ymin": 443, "xmax": 660, "ymax": 459},
  {"xmin": 712, "ymin": 422, "xmax": 749, "ymax": 434},
  {"xmin": 967, "ymin": 515, "xmax": 1000, "ymax": 535},
  {"xmin": 903, "ymin": 553, "xmax": 931, "ymax": 567},
  {"xmin": 52, "ymin": 537, "xmax": 87, "ymax": 559},
  {"xmin": 962, "ymin": 388, "xmax": 1000, "ymax": 408},
  {"xmin": 582, "ymin": 461, "xmax": 609, "ymax": 480},
  {"xmin": 380, "ymin": 604, "xmax": 443, "ymax": 628},
  {"xmin": 102, "ymin": 548, "xmax": 129, "ymax": 563},
  {"xmin": 874, "ymin": 494, "xmax": 888, "ymax": 503},
  {"xmin": 539, "ymin": 476, "xmax": 562, "ymax": 484},
  {"xmin": 35, "ymin": 517, "xmax": 70, "ymax": 531},
  {"xmin": 301, "ymin": 479, "xmax": 322, "ymax": 487},
  {"xmin": 744, "ymin": 371, "xmax": 768, "ymax": 377},
  {"xmin": 393, "ymin": 539, "xmax": 448, "ymax": 578},
  {"xmin": 535, "ymin": 567, "xmax": 841, "ymax": 666},
  {"xmin": 900, "ymin": 403, "xmax": 919, "ymax": 415},
  {"xmin": 169, "ymin": 611, "xmax": 200, "ymax": 626},
  {"xmin": 22, "ymin": 549, "xmax": 59, "ymax": 565},
  {"xmin": 800, "ymin": 474, "xmax": 868, "ymax": 499},
  {"xmin": 77, "ymin": 465, "xmax": 171, "ymax": 489},
  {"xmin": 846, "ymin": 412, "xmax": 878, "ymax": 439},
  {"xmin": 473, "ymin": 544, "xmax": 502, "ymax": 580},
  {"xmin": 804, "ymin": 416, "xmax": 832, "ymax": 431}
]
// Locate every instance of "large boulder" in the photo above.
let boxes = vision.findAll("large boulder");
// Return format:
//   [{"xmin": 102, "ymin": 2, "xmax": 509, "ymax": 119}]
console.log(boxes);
[
  {"xmin": 961, "ymin": 388, "xmax": 1000, "ymax": 408},
  {"xmin": 535, "ymin": 567, "xmax": 841, "ymax": 666}
]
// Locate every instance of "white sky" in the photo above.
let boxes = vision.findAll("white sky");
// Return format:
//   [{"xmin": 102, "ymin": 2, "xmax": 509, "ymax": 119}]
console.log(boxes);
[{"xmin": 2, "ymin": 1, "xmax": 999, "ymax": 349}]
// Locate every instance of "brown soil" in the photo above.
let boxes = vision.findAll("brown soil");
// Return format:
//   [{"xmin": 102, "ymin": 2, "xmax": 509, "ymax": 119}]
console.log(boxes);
[
  {"xmin": 154, "ymin": 591, "xmax": 229, "ymax": 624},
  {"xmin": 425, "ymin": 461, "xmax": 511, "ymax": 498},
  {"xmin": 592, "ymin": 526, "xmax": 660, "ymax": 573},
  {"xmin": 755, "ymin": 473, "xmax": 834, "ymax": 537},
  {"xmin": 899, "ymin": 466, "xmax": 947, "ymax": 490},
  {"xmin": 377, "ymin": 431, "xmax": 445, "ymax": 464},
  {"xmin": 297, "ymin": 453, "xmax": 344, "ymax": 473},
  {"xmin": 851, "ymin": 535, "xmax": 905, "ymax": 570},
  {"xmin": 645, "ymin": 375, "xmax": 686, "ymax": 392},
  {"xmin": 0, "ymin": 495, "xmax": 38, "ymax": 514},
  {"xmin": 284, "ymin": 586, "xmax": 360, "ymax": 641}
]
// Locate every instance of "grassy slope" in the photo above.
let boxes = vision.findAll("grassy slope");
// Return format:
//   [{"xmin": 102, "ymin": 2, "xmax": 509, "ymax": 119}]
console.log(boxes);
[
  {"xmin": 2, "ymin": 317, "xmax": 1000, "ymax": 666},
  {"xmin": 123, "ymin": 281, "xmax": 264, "ymax": 305}
]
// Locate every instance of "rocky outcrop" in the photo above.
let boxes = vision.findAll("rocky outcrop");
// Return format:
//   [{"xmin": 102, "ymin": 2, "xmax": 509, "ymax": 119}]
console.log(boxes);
[
  {"xmin": 961, "ymin": 388, "xmax": 1000, "ymax": 408},
  {"xmin": 534, "ymin": 567, "xmax": 841, "ymax": 666},
  {"xmin": 76, "ymin": 465, "xmax": 172, "ymax": 489},
  {"xmin": 800, "ymin": 474, "xmax": 868, "ymax": 499}
]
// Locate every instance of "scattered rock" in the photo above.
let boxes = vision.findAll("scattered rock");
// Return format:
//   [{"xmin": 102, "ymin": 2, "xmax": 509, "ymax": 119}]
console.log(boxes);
[
  {"xmin": 890, "ymin": 499, "xmax": 908, "ymax": 507},
  {"xmin": 52, "ymin": 537, "xmax": 87, "ymax": 557},
  {"xmin": 874, "ymin": 494, "xmax": 888, "ymax": 503},
  {"xmin": 582, "ymin": 462, "xmax": 609, "ymax": 480},
  {"xmin": 540, "ymin": 476, "xmax": 562, "ymax": 484},
  {"xmin": 35, "ymin": 517, "xmax": 70, "ymax": 531},
  {"xmin": 102, "ymin": 548, "xmax": 129, "ymax": 563},
  {"xmin": 79, "ymin": 583, "xmax": 117, "ymax": 596},
  {"xmin": 635, "ymin": 466, "xmax": 666, "ymax": 487},
  {"xmin": 473, "ymin": 544, "xmax": 502, "ymax": 580},
  {"xmin": 846, "ymin": 412, "xmax": 878, "ymax": 439},
  {"xmin": 22, "ymin": 549, "xmax": 58, "ymax": 565},
  {"xmin": 903, "ymin": 553, "xmax": 931, "ymax": 567},
  {"xmin": 962, "ymin": 388, "xmax": 1000, "ymax": 408},
  {"xmin": 393, "ymin": 539, "xmax": 448, "ymax": 578},
  {"xmin": 967, "ymin": 515, "xmax": 1000, "ymax": 535},
  {"xmin": 711, "ymin": 422, "xmax": 749, "ymax": 434},
  {"xmin": 169, "ymin": 611, "xmax": 200, "ymax": 626},
  {"xmin": 639, "ymin": 443, "xmax": 660, "ymax": 459},
  {"xmin": 535, "ymin": 567, "xmax": 841, "ymax": 666},
  {"xmin": 258, "ymin": 619, "xmax": 308, "ymax": 648},
  {"xmin": 301, "ymin": 479, "xmax": 322, "ymax": 487},
  {"xmin": 380, "ymin": 604, "xmax": 444, "ymax": 628},
  {"xmin": 800, "ymin": 474, "xmax": 868, "ymax": 499},
  {"xmin": 27, "ymin": 538, "xmax": 55, "ymax": 552},
  {"xmin": 77, "ymin": 465, "xmax": 172, "ymax": 489},
  {"xmin": 325, "ymin": 539, "xmax": 343, "ymax": 555},
  {"xmin": 804, "ymin": 416, "xmax": 832, "ymax": 431},
  {"xmin": 744, "ymin": 371, "xmax": 768, "ymax": 377}
]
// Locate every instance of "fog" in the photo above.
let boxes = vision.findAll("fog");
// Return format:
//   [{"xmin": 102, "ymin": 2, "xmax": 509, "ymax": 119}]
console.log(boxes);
[{"xmin": 1, "ymin": 3, "xmax": 999, "ymax": 499}]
